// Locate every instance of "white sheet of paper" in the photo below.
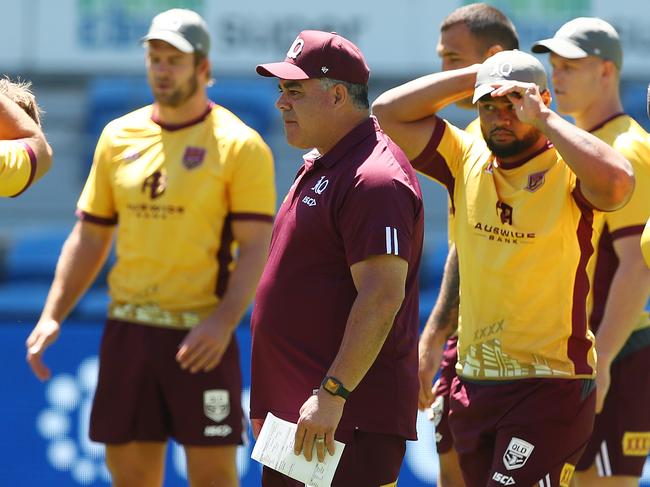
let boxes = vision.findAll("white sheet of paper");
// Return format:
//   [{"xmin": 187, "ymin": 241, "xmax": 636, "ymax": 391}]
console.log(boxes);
[{"xmin": 251, "ymin": 413, "xmax": 346, "ymax": 487}]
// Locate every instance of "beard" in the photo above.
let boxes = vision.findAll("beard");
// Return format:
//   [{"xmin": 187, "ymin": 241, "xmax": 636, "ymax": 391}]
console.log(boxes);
[
  {"xmin": 483, "ymin": 126, "xmax": 542, "ymax": 159},
  {"xmin": 153, "ymin": 73, "xmax": 199, "ymax": 107}
]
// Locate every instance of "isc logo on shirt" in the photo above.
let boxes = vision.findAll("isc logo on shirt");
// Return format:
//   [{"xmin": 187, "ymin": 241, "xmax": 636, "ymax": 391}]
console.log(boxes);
[
  {"xmin": 492, "ymin": 472, "xmax": 515, "ymax": 485},
  {"xmin": 302, "ymin": 196, "xmax": 317, "ymax": 207},
  {"xmin": 503, "ymin": 437, "xmax": 534, "ymax": 470}
]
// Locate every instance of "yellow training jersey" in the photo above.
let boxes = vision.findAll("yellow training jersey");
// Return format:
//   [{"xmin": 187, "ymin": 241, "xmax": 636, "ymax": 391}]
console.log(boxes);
[
  {"xmin": 446, "ymin": 117, "xmax": 485, "ymax": 244},
  {"xmin": 590, "ymin": 114, "xmax": 650, "ymax": 333},
  {"xmin": 412, "ymin": 118, "xmax": 600, "ymax": 380},
  {"xmin": 78, "ymin": 103, "xmax": 276, "ymax": 329},
  {"xmin": 0, "ymin": 140, "xmax": 36, "ymax": 197}
]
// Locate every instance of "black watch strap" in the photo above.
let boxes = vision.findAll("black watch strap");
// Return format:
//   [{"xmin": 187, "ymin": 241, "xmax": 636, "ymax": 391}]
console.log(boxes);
[{"xmin": 321, "ymin": 376, "xmax": 350, "ymax": 400}]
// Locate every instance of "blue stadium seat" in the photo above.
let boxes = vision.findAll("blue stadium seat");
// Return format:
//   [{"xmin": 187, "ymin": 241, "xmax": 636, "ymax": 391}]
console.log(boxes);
[
  {"xmin": 0, "ymin": 281, "xmax": 109, "ymax": 323},
  {"xmin": 0, "ymin": 282, "xmax": 49, "ymax": 322},
  {"xmin": 3, "ymin": 229, "xmax": 68, "ymax": 282},
  {"xmin": 2, "ymin": 228, "xmax": 114, "ymax": 284}
]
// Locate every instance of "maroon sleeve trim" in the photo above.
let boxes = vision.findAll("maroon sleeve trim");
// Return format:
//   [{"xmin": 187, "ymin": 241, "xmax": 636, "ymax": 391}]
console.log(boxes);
[
  {"xmin": 410, "ymin": 117, "xmax": 446, "ymax": 171},
  {"xmin": 75, "ymin": 208, "xmax": 118, "ymax": 226},
  {"xmin": 610, "ymin": 225, "xmax": 645, "ymax": 241},
  {"xmin": 408, "ymin": 118, "xmax": 456, "ymax": 211},
  {"xmin": 230, "ymin": 212, "xmax": 274, "ymax": 223},
  {"xmin": 10, "ymin": 141, "xmax": 38, "ymax": 198},
  {"xmin": 572, "ymin": 180, "xmax": 606, "ymax": 212}
]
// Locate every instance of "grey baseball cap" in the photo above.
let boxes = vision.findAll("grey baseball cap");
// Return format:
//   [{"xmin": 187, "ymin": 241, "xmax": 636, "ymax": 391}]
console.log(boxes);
[
  {"xmin": 141, "ymin": 9, "xmax": 210, "ymax": 56},
  {"xmin": 473, "ymin": 50, "xmax": 548, "ymax": 103},
  {"xmin": 532, "ymin": 17, "xmax": 622, "ymax": 69}
]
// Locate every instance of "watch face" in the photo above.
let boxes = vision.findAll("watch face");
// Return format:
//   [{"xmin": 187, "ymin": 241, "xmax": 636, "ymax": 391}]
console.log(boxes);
[{"xmin": 325, "ymin": 378, "xmax": 339, "ymax": 393}]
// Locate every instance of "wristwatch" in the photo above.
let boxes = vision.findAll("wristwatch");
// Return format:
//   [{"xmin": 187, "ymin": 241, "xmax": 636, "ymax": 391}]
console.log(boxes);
[{"xmin": 321, "ymin": 376, "xmax": 350, "ymax": 400}]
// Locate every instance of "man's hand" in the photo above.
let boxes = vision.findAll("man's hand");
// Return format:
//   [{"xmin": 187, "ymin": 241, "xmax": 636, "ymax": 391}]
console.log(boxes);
[
  {"xmin": 26, "ymin": 318, "xmax": 61, "ymax": 381},
  {"xmin": 293, "ymin": 391, "xmax": 345, "ymax": 462},
  {"xmin": 417, "ymin": 331, "xmax": 447, "ymax": 410},
  {"xmin": 176, "ymin": 319, "xmax": 233, "ymax": 373},
  {"xmin": 490, "ymin": 81, "xmax": 548, "ymax": 127}
]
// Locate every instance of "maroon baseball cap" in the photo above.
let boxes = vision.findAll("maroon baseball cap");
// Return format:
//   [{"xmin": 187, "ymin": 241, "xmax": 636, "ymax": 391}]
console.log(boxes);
[{"xmin": 256, "ymin": 30, "xmax": 370, "ymax": 85}]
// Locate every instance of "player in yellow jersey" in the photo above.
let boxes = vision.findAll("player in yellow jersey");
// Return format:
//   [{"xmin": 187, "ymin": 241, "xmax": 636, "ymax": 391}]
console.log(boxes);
[
  {"xmin": 417, "ymin": 5, "xmax": 518, "ymax": 486},
  {"xmin": 0, "ymin": 77, "xmax": 51, "ymax": 197},
  {"xmin": 373, "ymin": 50, "xmax": 634, "ymax": 486},
  {"xmin": 533, "ymin": 18, "xmax": 650, "ymax": 486},
  {"xmin": 25, "ymin": 9, "xmax": 275, "ymax": 487},
  {"xmin": 644, "ymin": 86, "xmax": 650, "ymax": 269}
]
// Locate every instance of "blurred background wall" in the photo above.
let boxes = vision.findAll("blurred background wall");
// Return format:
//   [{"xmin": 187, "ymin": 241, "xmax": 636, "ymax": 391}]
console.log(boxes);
[{"xmin": 0, "ymin": 0, "xmax": 649, "ymax": 485}]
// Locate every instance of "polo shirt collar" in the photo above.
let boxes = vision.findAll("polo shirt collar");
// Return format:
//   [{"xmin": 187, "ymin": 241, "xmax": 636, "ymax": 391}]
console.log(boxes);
[{"xmin": 303, "ymin": 116, "xmax": 377, "ymax": 168}]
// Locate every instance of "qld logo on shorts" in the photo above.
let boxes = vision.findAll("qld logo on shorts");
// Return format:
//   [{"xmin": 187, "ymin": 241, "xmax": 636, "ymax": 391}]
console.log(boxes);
[
  {"xmin": 204, "ymin": 390, "xmax": 230, "ymax": 422},
  {"xmin": 503, "ymin": 437, "xmax": 534, "ymax": 470}
]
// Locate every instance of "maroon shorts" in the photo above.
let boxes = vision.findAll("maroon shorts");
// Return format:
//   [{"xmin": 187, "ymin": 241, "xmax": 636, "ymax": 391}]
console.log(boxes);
[
  {"xmin": 449, "ymin": 376, "xmax": 596, "ymax": 487},
  {"xmin": 261, "ymin": 430, "xmax": 405, "ymax": 487},
  {"xmin": 576, "ymin": 346, "xmax": 650, "ymax": 476},
  {"xmin": 89, "ymin": 319, "xmax": 244, "ymax": 446},
  {"xmin": 432, "ymin": 335, "xmax": 458, "ymax": 454}
]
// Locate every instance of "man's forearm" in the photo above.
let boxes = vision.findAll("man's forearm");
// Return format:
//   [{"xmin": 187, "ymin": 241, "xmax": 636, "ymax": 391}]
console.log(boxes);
[
  {"xmin": 0, "ymin": 93, "xmax": 51, "ymax": 175},
  {"xmin": 326, "ymin": 286, "xmax": 404, "ymax": 392},
  {"xmin": 535, "ymin": 110, "xmax": 634, "ymax": 211},
  {"xmin": 41, "ymin": 222, "xmax": 113, "ymax": 323},
  {"xmin": 430, "ymin": 245, "xmax": 459, "ymax": 331},
  {"xmin": 420, "ymin": 246, "xmax": 459, "ymax": 349},
  {"xmin": 596, "ymin": 249, "xmax": 650, "ymax": 362},
  {"xmin": 372, "ymin": 65, "xmax": 477, "ymax": 123}
]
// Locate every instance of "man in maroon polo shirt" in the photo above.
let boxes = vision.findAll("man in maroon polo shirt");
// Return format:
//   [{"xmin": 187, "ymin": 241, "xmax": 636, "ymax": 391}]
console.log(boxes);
[{"xmin": 250, "ymin": 30, "xmax": 424, "ymax": 486}]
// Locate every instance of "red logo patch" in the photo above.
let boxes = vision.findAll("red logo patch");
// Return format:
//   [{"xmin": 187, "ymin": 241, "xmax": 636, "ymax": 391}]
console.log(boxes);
[{"xmin": 182, "ymin": 146, "xmax": 206, "ymax": 170}]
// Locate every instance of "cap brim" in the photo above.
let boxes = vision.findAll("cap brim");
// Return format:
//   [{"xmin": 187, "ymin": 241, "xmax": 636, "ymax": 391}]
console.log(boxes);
[
  {"xmin": 531, "ymin": 38, "xmax": 588, "ymax": 59},
  {"xmin": 141, "ymin": 32, "xmax": 194, "ymax": 53},
  {"xmin": 472, "ymin": 84, "xmax": 497, "ymax": 104},
  {"xmin": 256, "ymin": 62, "xmax": 310, "ymax": 80}
]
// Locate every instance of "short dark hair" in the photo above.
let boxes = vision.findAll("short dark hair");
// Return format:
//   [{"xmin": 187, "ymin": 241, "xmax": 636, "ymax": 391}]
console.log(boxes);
[
  {"xmin": 441, "ymin": 3, "xmax": 519, "ymax": 51},
  {"xmin": 319, "ymin": 78, "xmax": 369, "ymax": 110}
]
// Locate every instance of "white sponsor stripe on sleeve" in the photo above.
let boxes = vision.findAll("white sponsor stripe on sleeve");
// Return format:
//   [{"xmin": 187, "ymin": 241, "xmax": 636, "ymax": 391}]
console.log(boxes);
[
  {"xmin": 600, "ymin": 440, "xmax": 613, "ymax": 476},
  {"xmin": 385, "ymin": 226, "xmax": 392, "ymax": 254},
  {"xmin": 393, "ymin": 227, "xmax": 399, "ymax": 255}
]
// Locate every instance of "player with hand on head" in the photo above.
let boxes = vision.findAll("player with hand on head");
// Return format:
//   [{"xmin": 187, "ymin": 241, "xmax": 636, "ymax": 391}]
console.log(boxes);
[
  {"xmin": 533, "ymin": 18, "xmax": 650, "ymax": 485},
  {"xmin": 373, "ymin": 49, "xmax": 633, "ymax": 486},
  {"xmin": 25, "ymin": 9, "xmax": 275, "ymax": 487},
  {"xmin": 0, "ymin": 77, "xmax": 52, "ymax": 197},
  {"xmin": 417, "ymin": 5, "xmax": 519, "ymax": 485}
]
